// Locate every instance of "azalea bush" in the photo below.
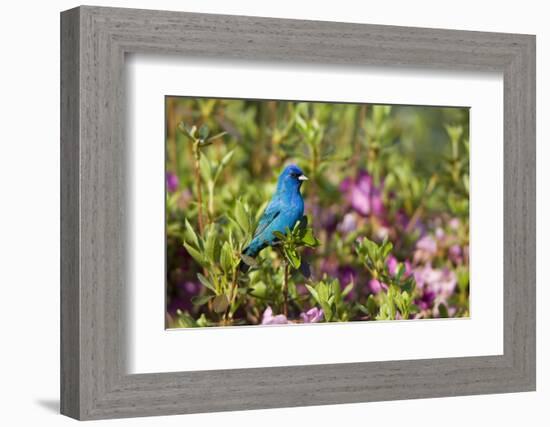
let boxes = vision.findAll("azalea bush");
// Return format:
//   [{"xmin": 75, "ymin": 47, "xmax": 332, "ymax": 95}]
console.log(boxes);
[{"xmin": 165, "ymin": 97, "xmax": 470, "ymax": 327}]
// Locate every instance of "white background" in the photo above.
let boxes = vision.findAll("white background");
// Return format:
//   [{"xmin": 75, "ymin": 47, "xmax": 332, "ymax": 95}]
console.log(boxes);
[
  {"xmin": 0, "ymin": 1, "xmax": 546, "ymax": 426},
  {"xmin": 128, "ymin": 57, "xmax": 503, "ymax": 373}
]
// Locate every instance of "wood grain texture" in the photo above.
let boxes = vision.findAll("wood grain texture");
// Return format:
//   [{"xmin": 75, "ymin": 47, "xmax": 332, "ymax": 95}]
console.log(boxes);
[
  {"xmin": 60, "ymin": 5, "xmax": 536, "ymax": 420},
  {"xmin": 60, "ymin": 7, "xmax": 80, "ymax": 419}
]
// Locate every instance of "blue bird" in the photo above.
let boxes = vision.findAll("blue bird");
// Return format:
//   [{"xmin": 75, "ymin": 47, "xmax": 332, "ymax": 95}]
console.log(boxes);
[{"xmin": 240, "ymin": 164, "xmax": 308, "ymax": 272}]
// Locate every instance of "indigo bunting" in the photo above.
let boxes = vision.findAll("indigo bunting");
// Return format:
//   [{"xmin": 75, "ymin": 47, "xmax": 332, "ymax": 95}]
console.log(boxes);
[{"xmin": 240, "ymin": 164, "xmax": 308, "ymax": 271}]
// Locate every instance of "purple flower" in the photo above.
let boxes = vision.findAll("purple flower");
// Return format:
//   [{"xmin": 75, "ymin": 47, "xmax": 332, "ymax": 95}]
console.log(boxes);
[
  {"xmin": 448, "ymin": 244, "xmax": 462, "ymax": 264},
  {"xmin": 336, "ymin": 266, "xmax": 357, "ymax": 300},
  {"xmin": 414, "ymin": 264, "xmax": 457, "ymax": 298},
  {"xmin": 395, "ymin": 209, "xmax": 427, "ymax": 236},
  {"xmin": 337, "ymin": 266, "xmax": 357, "ymax": 286},
  {"xmin": 340, "ymin": 170, "xmax": 385, "ymax": 217},
  {"xmin": 369, "ymin": 278, "xmax": 388, "ymax": 294},
  {"xmin": 386, "ymin": 255, "xmax": 412, "ymax": 278},
  {"xmin": 370, "ymin": 187, "xmax": 385, "ymax": 217},
  {"xmin": 416, "ymin": 235, "xmax": 437, "ymax": 254},
  {"xmin": 296, "ymin": 284, "xmax": 309, "ymax": 296},
  {"xmin": 261, "ymin": 306, "xmax": 288, "ymax": 325},
  {"xmin": 320, "ymin": 257, "xmax": 338, "ymax": 277},
  {"xmin": 415, "ymin": 288, "xmax": 436, "ymax": 311},
  {"xmin": 449, "ymin": 217, "xmax": 461, "ymax": 230},
  {"xmin": 166, "ymin": 172, "xmax": 179, "ymax": 192},
  {"xmin": 395, "ymin": 210, "xmax": 409, "ymax": 229},
  {"xmin": 413, "ymin": 263, "xmax": 457, "ymax": 316},
  {"xmin": 338, "ymin": 213, "xmax": 358, "ymax": 234},
  {"xmin": 413, "ymin": 235, "xmax": 438, "ymax": 263},
  {"xmin": 387, "ymin": 256, "xmax": 399, "ymax": 276},
  {"xmin": 300, "ymin": 307, "xmax": 324, "ymax": 323}
]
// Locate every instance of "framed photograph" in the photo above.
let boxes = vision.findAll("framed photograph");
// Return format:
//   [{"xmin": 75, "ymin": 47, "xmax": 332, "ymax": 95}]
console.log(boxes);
[{"xmin": 61, "ymin": 6, "xmax": 536, "ymax": 420}]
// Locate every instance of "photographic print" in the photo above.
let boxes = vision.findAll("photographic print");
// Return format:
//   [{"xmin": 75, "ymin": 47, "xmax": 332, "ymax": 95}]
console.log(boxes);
[{"xmin": 165, "ymin": 97, "xmax": 470, "ymax": 328}]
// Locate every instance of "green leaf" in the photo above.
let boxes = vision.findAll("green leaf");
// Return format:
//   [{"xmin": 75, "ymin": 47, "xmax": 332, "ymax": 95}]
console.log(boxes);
[
  {"xmin": 320, "ymin": 302, "xmax": 333, "ymax": 322},
  {"xmin": 249, "ymin": 281, "xmax": 267, "ymax": 298},
  {"xmin": 438, "ymin": 303, "xmax": 449, "ymax": 318},
  {"xmin": 284, "ymin": 246, "xmax": 301, "ymax": 269},
  {"xmin": 198, "ymin": 123, "xmax": 209, "ymax": 140},
  {"xmin": 184, "ymin": 219, "xmax": 200, "ymax": 247},
  {"xmin": 272, "ymin": 230, "xmax": 286, "ymax": 240},
  {"xmin": 196, "ymin": 314, "xmax": 209, "ymax": 327},
  {"xmin": 395, "ymin": 263, "xmax": 405, "ymax": 281},
  {"xmin": 295, "ymin": 113, "xmax": 308, "ymax": 133},
  {"xmin": 183, "ymin": 241, "xmax": 206, "ymax": 267},
  {"xmin": 199, "ymin": 155, "xmax": 212, "ymax": 182},
  {"xmin": 316, "ymin": 282, "xmax": 330, "ymax": 302},
  {"xmin": 361, "ymin": 238, "xmax": 378, "ymax": 260},
  {"xmin": 178, "ymin": 122, "xmax": 196, "ymax": 139},
  {"xmin": 356, "ymin": 303, "xmax": 369, "ymax": 315},
  {"xmin": 213, "ymin": 149, "xmax": 235, "ymax": 183},
  {"xmin": 206, "ymin": 131, "xmax": 227, "ymax": 143},
  {"xmin": 197, "ymin": 273, "xmax": 216, "ymax": 293},
  {"xmin": 366, "ymin": 295, "xmax": 378, "ymax": 317},
  {"xmin": 204, "ymin": 227, "xmax": 217, "ymax": 263},
  {"xmin": 381, "ymin": 240, "xmax": 393, "ymax": 259},
  {"xmin": 342, "ymin": 282, "xmax": 354, "ymax": 297},
  {"xmin": 221, "ymin": 149, "xmax": 234, "ymax": 164},
  {"xmin": 305, "ymin": 284, "xmax": 321, "ymax": 305},
  {"xmin": 234, "ymin": 200, "xmax": 249, "ymax": 234},
  {"xmin": 175, "ymin": 310, "xmax": 196, "ymax": 328},
  {"xmin": 212, "ymin": 294, "xmax": 229, "ymax": 313},
  {"xmin": 191, "ymin": 294, "xmax": 214, "ymax": 306},
  {"xmin": 300, "ymin": 227, "xmax": 320, "ymax": 247},
  {"xmin": 457, "ymin": 267, "xmax": 469, "ymax": 291},
  {"xmin": 220, "ymin": 241, "xmax": 234, "ymax": 273}
]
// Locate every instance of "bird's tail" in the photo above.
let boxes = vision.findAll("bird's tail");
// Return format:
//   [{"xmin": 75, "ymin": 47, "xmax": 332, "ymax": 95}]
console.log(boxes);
[{"xmin": 238, "ymin": 259, "xmax": 250, "ymax": 273}]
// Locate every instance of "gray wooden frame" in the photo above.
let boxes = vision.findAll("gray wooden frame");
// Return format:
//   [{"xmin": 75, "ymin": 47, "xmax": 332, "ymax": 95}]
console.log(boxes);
[{"xmin": 60, "ymin": 5, "xmax": 536, "ymax": 420}]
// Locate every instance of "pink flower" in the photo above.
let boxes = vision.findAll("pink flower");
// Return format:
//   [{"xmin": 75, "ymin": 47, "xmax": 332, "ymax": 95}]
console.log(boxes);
[
  {"xmin": 414, "ymin": 264, "xmax": 457, "ymax": 298},
  {"xmin": 340, "ymin": 171, "xmax": 385, "ymax": 217},
  {"xmin": 338, "ymin": 213, "xmax": 358, "ymax": 234},
  {"xmin": 386, "ymin": 255, "xmax": 412, "ymax": 278},
  {"xmin": 448, "ymin": 244, "xmax": 462, "ymax": 264},
  {"xmin": 449, "ymin": 217, "xmax": 461, "ymax": 230},
  {"xmin": 416, "ymin": 288, "xmax": 436, "ymax": 311},
  {"xmin": 435, "ymin": 227, "xmax": 445, "ymax": 240},
  {"xmin": 387, "ymin": 256, "xmax": 398, "ymax": 275},
  {"xmin": 296, "ymin": 284, "xmax": 309, "ymax": 296},
  {"xmin": 369, "ymin": 279, "xmax": 388, "ymax": 294},
  {"xmin": 261, "ymin": 306, "xmax": 288, "ymax": 325},
  {"xmin": 300, "ymin": 307, "xmax": 324, "ymax": 323},
  {"xmin": 166, "ymin": 172, "xmax": 179, "ymax": 192},
  {"xmin": 413, "ymin": 263, "xmax": 457, "ymax": 317},
  {"xmin": 370, "ymin": 187, "xmax": 385, "ymax": 217},
  {"xmin": 414, "ymin": 235, "xmax": 438, "ymax": 263}
]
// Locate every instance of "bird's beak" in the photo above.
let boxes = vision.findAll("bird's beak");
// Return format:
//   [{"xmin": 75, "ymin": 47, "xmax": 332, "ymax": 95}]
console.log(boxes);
[{"xmin": 298, "ymin": 174, "xmax": 308, "ymax": 181}]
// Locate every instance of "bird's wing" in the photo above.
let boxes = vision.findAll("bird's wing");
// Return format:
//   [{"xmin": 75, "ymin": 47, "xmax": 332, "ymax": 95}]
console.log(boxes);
[{"xmin": 252, "ymin": 197, "xmax": 282, "ymax": 239}]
